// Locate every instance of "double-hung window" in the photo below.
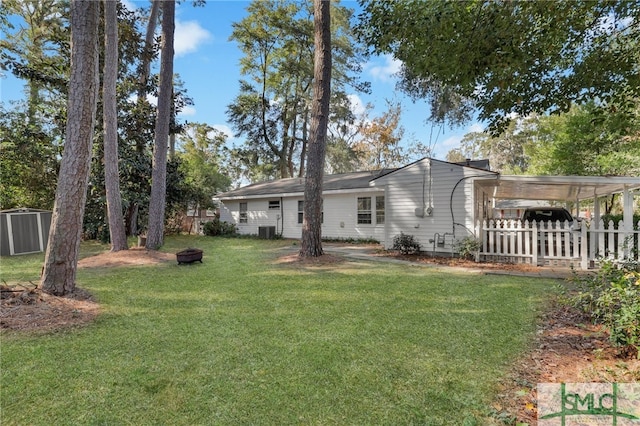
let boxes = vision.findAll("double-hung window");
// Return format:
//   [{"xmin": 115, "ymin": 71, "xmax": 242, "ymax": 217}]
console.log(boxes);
[
  {"xmin": 357, "ymin": 197, "xmax": 372, "ymax": 224},
  {"xmin": 298, "ymin": 200, "xmax": 304, "ymax": 224},
  {"xmin": 376, "ymin": 196, "xmax": 385, "ymax": 224},
  {"xmin": 298, "ymin": 200, "xmax": 323, "ymax": 224},
  {"xmin": 239, "ymin": 202, "xmax": 248, "ymax": 223},
  {"xmin": 358, "ymin": 196, "xmax": 384, "ymax": 225}
]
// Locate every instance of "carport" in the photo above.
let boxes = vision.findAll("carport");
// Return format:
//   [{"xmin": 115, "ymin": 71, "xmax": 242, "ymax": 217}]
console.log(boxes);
[{"xmin": 472, "ymin": 175, "xmax": 640, "ymax": 269}]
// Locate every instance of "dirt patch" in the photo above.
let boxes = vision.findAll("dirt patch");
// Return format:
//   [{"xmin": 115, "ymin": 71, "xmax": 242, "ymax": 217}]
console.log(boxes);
[
  {"xmin": 1, "ymin": 284, "xmax": 99, "ymax": 332},
  {"xmin": 276, "ymin": 252, "xmax": 345, "ymax": 267},
  {"xmin": 490, "ymin": 303, "xmax": 639, "ymax": 425},
  {"xmin": 78, "ymin": 247, "xmax": 175, "ymax": 268},
  {"xmin": 381, "ymin": 250, "xmax": 542, "ymax": 272},
  {"xmin": 2, "ymin": 248, "xmax": 175, "ymax": 333}
]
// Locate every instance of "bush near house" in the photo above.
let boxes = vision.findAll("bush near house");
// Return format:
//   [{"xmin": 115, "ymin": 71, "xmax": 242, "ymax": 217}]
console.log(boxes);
[
  {"xmin": 454, "ymin": 236, "xmax": 481, "ymax": 260},
  {"xmin": 392, "ymin": 232, "xmax": 421, "ymax": 255},
  {"xmin": 203, "ymin": 217, "xmax": 237, "ymax": 236}
]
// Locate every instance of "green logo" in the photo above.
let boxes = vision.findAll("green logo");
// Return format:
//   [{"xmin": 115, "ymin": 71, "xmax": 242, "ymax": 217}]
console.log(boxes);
[{"xmin": 538, "ymin": 383, "xmax": 640, "ymax": 425}]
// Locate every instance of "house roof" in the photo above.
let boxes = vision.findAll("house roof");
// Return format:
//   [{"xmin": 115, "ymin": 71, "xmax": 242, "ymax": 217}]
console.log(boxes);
[
  {"xmin": 369, "ymin": 157, "xmax": 495, "ymax": 184},
  {"xmin": 217, "ymin": 169, "xmax": 397, "ymax": 200},
  {"xmin": 0, "ymin": 208, "xmax": 51, "ymax": 214}
]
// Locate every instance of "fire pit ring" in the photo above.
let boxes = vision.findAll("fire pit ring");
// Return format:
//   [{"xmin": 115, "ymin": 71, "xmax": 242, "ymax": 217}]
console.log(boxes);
[{"xmin": 176, "ymin": 248, "xmax": 203, "ymax": 265}]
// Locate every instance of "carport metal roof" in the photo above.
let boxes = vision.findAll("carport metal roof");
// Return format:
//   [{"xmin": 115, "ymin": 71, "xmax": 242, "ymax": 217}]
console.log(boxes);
[{"xmin": 474, "ymin": 175, "xmax": 640, "ymax": 201}]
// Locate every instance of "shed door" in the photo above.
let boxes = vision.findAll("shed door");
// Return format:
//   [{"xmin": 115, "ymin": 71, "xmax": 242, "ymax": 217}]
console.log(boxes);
[{"xmin": 8, "ymin": 213, "xmax": 43, "ymax": 255}]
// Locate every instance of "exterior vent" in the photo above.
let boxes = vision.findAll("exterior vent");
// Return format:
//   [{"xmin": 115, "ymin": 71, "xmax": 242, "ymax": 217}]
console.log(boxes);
[{"xmin": 258, "ymin": 226, "xmax": 277, "ymax": 239}]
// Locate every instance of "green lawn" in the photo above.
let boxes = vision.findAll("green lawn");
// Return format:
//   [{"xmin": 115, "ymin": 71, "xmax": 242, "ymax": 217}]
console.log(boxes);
[{"xmin": 1, "ymin": 236, "xmax": 558, "ymax": 425}]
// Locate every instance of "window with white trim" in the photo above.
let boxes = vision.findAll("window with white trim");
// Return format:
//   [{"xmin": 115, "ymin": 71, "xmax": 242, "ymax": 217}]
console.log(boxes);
[
  {"xmin": 298, "ymin": 200, "xmax": 323, "ymax": 224},
  {"xmin": 268, "ymin": 200, "xmax": 280, "ymax": 210},
  {"xmin": 376, "ymin": 196, "xmax": 385, "ymax": 224},
  {"xmin": 298, "ymin": 200, "xmax": 304, "ymax": 224},
  {"xmin": 239, "ymin": 202, "xmax": 248, "ymax": 223},
  {"xmin": 357, "ymin": 197, "xmax": 372, "ymax": 224}
]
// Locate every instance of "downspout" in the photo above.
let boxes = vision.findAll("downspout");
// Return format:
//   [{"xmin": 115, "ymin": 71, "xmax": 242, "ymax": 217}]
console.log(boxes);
[
  {"xmin": 280, "ymin": 196, "xmax": 284, "ymax": 237},
  {"xmin": 450, "ymin": 173, "xmax": 499, "ymax": 238}
]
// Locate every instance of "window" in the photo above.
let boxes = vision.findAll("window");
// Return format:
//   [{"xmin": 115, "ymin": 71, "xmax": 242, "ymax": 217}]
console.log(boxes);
[
  {"xmin": 376, "ymin": 196, "xmax": 385, "ymax": 224},
  {"xmin": 357, "ymin": 197, "xmax": 372, "ymax": 224},
  {"xmin": 239, "ymin": 202, "xmax": 248, "ymax": 224},
  {"xmin": 297, "ymin": 200, "xmax": 323, "ymax": 224},
  {"xmin": 298, "ymin": 200, "xmax": 304, "ymax": 224},
  {"xmin": 268, "ymin": 200, "xmax": 280, "ymax": 210}
]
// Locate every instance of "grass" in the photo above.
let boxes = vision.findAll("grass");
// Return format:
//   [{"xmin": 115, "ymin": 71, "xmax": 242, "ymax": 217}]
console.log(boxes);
[{"xmin": 1, "ymin": 235, "xmax": 559, "ymax": 425}]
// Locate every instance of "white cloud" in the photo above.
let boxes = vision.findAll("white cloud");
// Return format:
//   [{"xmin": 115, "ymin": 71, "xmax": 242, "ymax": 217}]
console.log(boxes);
[
  {"xmin": 367, "ymin": 54, "xmax": 402, "ymax": 83},
  {"xmin": 120, "ymin": 0, "xmax": 137, "ymax": 12},
  {"xmin": 178, "ymin": 105, "xmax": 196, "ymax": 116},
  {"xmin": 468, "ymin": 122, "xmax": 484, "ymax": 133},
  {"xmin": 212, "ymin": 124, "xmax": 233, "ymax": 139},
  {"xmin": 174, "ymin": 20, "xmax": 212, "ymax": 57},
  {"xmin": 441, "ymin": 135, "xmax": 461, "ymax": 148},
  {"xmin": 126, "ymin": 93, "xmax": 157, "ymax": 106},
  {"xmin": 347, "ymin": 94, "xmax": 366, "ymax": 116}
]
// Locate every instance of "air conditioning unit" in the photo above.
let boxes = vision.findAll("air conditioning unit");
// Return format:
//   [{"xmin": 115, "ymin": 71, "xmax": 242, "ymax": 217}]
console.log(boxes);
[{"xmin": 258, "ymin": 226, "xmax": 277, "ymax": 239}]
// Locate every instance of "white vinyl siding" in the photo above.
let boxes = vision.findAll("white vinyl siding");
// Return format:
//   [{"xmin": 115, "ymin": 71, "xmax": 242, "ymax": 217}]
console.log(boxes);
[
  {"xmin": 371, "ymin": 159, "xmax": 494, "ymax": 250},
  {"xmin": 221, "ymin": 192, "xmax": 385, "ymax": 242}
]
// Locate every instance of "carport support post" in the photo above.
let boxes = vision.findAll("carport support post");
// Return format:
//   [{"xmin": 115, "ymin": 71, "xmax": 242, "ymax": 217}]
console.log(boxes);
[
  {"xmin": 532, "ymin": 221, "xmax": 538, "ymax": 266},
  {"xmin": 623, "ymin": 185, "xmax": 634, "ymax": 258},
  {"xmin": 591, "ymin": 193, "xmax": 600, "ymax": 262}
]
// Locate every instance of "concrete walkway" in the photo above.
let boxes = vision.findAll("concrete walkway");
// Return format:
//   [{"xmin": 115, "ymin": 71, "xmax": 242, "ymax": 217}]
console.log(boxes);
[{"xmin": 319, "ymin": 243, "xmax": 584, "ymax": 280}]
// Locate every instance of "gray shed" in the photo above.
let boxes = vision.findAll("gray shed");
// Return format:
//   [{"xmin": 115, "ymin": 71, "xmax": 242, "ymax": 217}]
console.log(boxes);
[{"xmin": 0, "ymin": 208, "xmax": 52, "ymax": 256}]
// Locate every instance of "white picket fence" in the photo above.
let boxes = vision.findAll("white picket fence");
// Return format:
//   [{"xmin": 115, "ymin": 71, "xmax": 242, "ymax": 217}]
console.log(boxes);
[{"xmin": 476, "ymin": 219, "xmax": 640, "ymax": 269}]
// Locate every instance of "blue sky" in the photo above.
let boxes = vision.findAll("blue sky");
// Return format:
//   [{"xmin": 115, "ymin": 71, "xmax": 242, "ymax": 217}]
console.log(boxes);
[{"xmin": 0, "ymin": 0, "xmax": 483, "ymax": 160}]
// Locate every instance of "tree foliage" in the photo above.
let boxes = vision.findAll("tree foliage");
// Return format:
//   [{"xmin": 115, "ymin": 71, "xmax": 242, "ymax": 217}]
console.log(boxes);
[
  {"xmin": 177, "ymin": 123, "xmax": 231, "ymax": 211},
  {"xmin": 227, "ymin": 0, "xmax": 368, "ymax": 180},
  {"xmin": 353, "ymin": 100, "xmax": 406, "ymax": 169},
  {"xmin": 446, "ymin": 103, "xmax": 640, "ymax": 176},
  {"xmin": 446, "ymin": 119, "xmax": 531, "ymax": 173},
  {"xmin": 357, "ymin": 0, "xmax": 640, "ymax": 132},
  {"xmin": 526, "ymin": 103, "xmax": 640, "ymax": 177}
]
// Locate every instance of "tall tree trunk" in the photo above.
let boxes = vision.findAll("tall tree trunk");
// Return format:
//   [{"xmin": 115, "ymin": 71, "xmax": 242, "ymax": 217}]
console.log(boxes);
[
  {"xmin": 103, "ymin": 0, "xmax": 128, "ymax": 251},
  {"xmin": 40, "ymin": 0, "xmax": 100, "ymax": 295},
  {"xmin": 146, "ymin": 0, "xmax": 175, "ymax": 250},
  {"xmin": 300, "ymin": 0, "xmax": 331, "ymax": 258},
  {"xmin": 138, "ymin": 0, "xmax": 160, "ymax": 101}
]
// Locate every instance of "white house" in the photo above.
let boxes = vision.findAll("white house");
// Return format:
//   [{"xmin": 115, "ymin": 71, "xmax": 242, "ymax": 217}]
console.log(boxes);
[
  {"xmin": 217, "ymin": 157, "xmax": 640, "ymax": 269},
  {"xmin": 217, "ymin": 158, "xmax": 495, "ymax": 252}
]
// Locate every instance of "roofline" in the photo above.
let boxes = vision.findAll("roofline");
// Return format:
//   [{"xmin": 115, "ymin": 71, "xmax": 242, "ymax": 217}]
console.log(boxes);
[
  {"xmin": 370, "ymin": 157, "xmax": 497, "ymax": 183},
  {"xmin": 218, "ymin": 186, "xmax": 384, "ymax": 201},
  {"xmin": 493, "ymin": 175, "xmax": 640, "ymax": 186}
]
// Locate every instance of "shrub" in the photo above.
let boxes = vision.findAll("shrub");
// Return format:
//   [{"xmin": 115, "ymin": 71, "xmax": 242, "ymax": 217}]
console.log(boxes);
[
  {"xmin": 454, "ymin": 236, "xmax": 481, "ymax": 260},
  {"xmin": 392, "ymin": 232, "xmax": 421, "ymax": 255},
  {"xmin": 203, "ymin": 218, "xmax": 237, "ymax": 237},
  {"xmin": 571, "ymin": 258, "xmax": 640, "ymax": 358}
]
